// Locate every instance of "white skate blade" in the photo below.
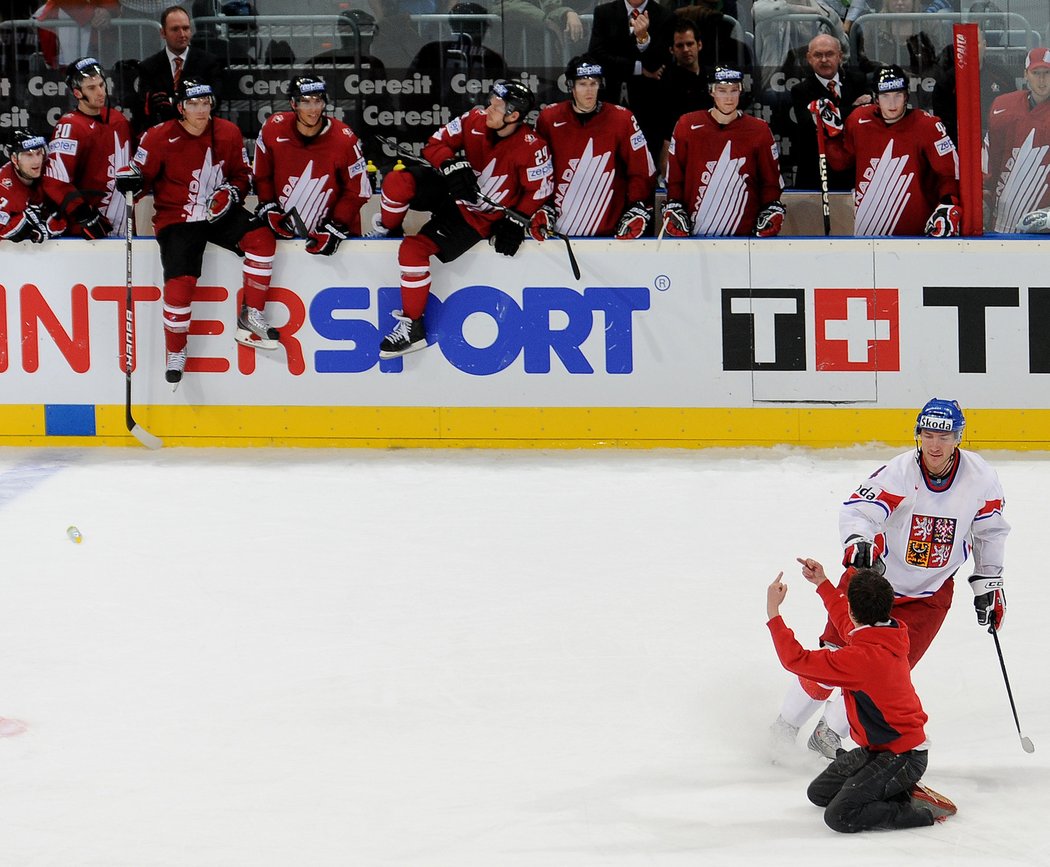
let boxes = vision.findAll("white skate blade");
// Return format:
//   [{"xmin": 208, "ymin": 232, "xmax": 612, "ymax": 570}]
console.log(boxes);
[
  {"xmin": 378, "ymin": 340, "xmax": 429, "ymax": 360},
  {"xmin": 235, "ymin": 328, "xmax": 279, "ymax": 351}
]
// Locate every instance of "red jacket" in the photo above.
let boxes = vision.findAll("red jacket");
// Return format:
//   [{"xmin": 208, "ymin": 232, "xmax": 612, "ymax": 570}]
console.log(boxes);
[{"xmin": 767, "ymin": 581, "xmax": 928, "ymax": 753}]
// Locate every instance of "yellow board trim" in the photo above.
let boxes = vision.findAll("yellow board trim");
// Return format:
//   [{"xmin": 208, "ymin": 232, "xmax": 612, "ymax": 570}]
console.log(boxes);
[{"xmin": 4, "ymin": 405, "xmax": 1050, "ymax": 449}]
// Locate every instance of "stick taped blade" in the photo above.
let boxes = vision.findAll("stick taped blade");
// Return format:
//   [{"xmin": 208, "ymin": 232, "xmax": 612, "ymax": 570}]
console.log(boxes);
[
  {"xmin": 1021, "ymin": 736, "xmax": 1035, "ymax": 753},
  {"xmin": 130, "ymin": 423, "xmax": 163, "ymax": 450}
]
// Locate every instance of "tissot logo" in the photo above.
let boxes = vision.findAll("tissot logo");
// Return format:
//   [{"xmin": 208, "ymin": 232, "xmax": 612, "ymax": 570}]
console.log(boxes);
[
  {"xmin": 721, "ymin": 289, "xmax": 805, "ymax": 370},
  {"xmin": 813, "ymin": 289, "xmax": 899, "ymax": 371}
]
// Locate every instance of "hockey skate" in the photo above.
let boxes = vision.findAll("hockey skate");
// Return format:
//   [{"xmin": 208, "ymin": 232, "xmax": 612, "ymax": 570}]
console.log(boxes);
[
  {"xmin": 379, "ymin": 311, "xmax": 427, "ymax": 358},
  {"xmin": 769, "ymin": 714, "xmax": 800, "ymax": 763},
  {"xmin": 807, "ymin": 716, "xmax": 845, "ymax": 760},
  {"xmin": 909, "ymin": 782, "xmax": 957, "ymax": 822},
  {"xmin": 166, "ymin": 349, "xmax": 186, "ymax": 387},
  {"xmin": 363, "ymin": 213, "xmax": 400, "ymax": 240},
  {"xmin": 235, "ymin": 305, "xmax": 280, "ymax": 350}
]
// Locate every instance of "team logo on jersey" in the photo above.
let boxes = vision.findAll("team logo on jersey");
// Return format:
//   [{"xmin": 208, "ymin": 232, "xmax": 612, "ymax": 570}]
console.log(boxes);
[{"xmin": 905, "ymin": 514, "xmax": 955, "ymax": 568}]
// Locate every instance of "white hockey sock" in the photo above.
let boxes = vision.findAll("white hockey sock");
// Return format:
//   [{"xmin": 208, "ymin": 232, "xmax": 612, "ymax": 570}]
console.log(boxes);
[
  {"xmin": 824, "ymin": 692, "xmax": 850, "ymax": 738},
  {"xmin": 778, "ymin": 677, "xmax": 830, "ymax": 729}
]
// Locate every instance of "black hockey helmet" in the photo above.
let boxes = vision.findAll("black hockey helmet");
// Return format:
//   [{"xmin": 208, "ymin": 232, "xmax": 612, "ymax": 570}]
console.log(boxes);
[
  {"xmin": 176, "ymin": 78, "xmax": 215, "ymax": 108},
  {"xmin": 7, "ymin": 127, "xmax": 48, "ymax": 158},
  {"xmin": 565, "ymin": 54, "xmax": 604, "ymax": 88},
  {"xmin": 874, "ymin": 64, "xmax": 909, "ymax": 95},
  {"xmin": 290, "ymin": 75, "xmax": 328, "ymax": 103},
  {"xmin": 490, "ymin": 79, "xmax": 535, "ymax": 119},
  {"xmin": 710, "ymin": 65, "xmax": 744, "ymax": 87},
  {"xmin": 65, "ymin": 56, "xmax": 106, "ymax": 94}
]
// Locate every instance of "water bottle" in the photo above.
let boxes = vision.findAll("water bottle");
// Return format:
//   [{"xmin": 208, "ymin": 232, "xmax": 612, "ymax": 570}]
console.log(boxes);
[{"xmin": 66, "ymin": 525, "xmax": 83, "ymax": 544}]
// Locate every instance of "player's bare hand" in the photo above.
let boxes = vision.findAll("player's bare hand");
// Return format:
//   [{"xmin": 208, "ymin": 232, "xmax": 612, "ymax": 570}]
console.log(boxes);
[
  {"xmin": 796, "ymin": 557, "xmax": 829, "ymax": 586},
  {"xmin": 767, "ymin": 572, "xmax": 787, "ymax": 619}
]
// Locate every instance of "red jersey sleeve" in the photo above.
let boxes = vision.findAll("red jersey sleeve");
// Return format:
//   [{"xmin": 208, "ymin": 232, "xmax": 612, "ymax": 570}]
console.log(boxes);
[
  {"xmin": 665, "ymin": 116, "xmax": 689, "ymax": 202},
  {"xmin": 253, "ymin": 120, "xmax": 278, "ymax": 204},
  {"xmin": 919, "ymin": 112, "xmax": 960, "ymax": 202},
  {"xmin": 216, "ymin": 120, "xmax": 251, "ymax": 198},
  {"xmin": 755, "ymin": 124, "xmax": 786, "ymax": 205},
  {"xmin": 329, "ymin": 126, "xmax": 370, "ymax": 229},
  {"xmin": 620, "ymin": 111, "xmax": 656, "ymax": 204},
  {"xmin": 423, "ymin": 109, "xmax": 473, "ymax": 168}
]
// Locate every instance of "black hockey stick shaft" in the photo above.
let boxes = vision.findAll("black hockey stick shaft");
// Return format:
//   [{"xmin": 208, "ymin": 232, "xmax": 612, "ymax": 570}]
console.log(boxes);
[
  {"xmin": 810, "ymin": 108, "xmax": 832, "ymax": 236},
  {"xmin": 989, "ymin": 614, "xmax": 1035, "ymax": 753},
  {"xmin": 124, "ymin": 191, "xmax": 162, "ymax": 450}
]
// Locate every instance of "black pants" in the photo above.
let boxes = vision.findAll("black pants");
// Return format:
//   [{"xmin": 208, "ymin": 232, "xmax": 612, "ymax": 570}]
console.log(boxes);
[
  {"xmin": 406, "ymin": 165, "xmax": 483, "ymax": 264},
  {"xmin": 807, "ymin": 747, "xmax": 934, "ymax": 833}
]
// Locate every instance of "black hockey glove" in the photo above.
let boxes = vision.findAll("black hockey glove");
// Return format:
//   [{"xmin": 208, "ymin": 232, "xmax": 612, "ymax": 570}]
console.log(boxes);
[
  {"xmin": 115, "ymin": 165, "xmax": 143, "ymax": 194},
  {"xmin": 660, "ymin": 200, "xmax": 691, "ymax": 237},
  {"xmin": 754, "ymin": 201, "xmax": 786, "ymax": 237},
  {"xmin": 490, "ymin": 216, "xmax": 525, "ymax": 257},
  {"xmin": 969, "ymin": 575, "xmax": 1006, "ymax": 632},
  {"xmin": 206, "ymin": 183, "xmax": 241, "ymax": 223},
  {"xmin": 305, "ymin": 218, "xmax": 350, "ymax": 256},
  {"xmin": 71, "ymin": 203, "xmax": 111, "ymax": 240},
  {"xmin": 254, "ymin": 201, "xmax": 295, "ymax": 238},
  {"xmin": 842, "ymin": 534, "xmax": 885, "ymax": 575},
  {"xmin": 147, "ymin": 90, "xmax": 174, "ymax": 118},
  {"xmin": 615, "ymin": 201, "xmax": 651, "ymax": 239},
  {"xmin": 440, "ymin": 158, "xmax": 480, "ymax": 203}
]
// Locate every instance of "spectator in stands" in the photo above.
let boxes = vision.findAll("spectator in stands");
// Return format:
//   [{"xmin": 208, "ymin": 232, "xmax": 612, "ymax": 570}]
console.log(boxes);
[
  {"xmin": 533, "ymin": 55, "xmax": 656, "ymax": 238},
  {"xmin": 43, "ymin": 56, "xmax": 132, "ymax": 237},
  {"xmin": 134, "ymin": 5, "xmax": 222, "ymax": 132},
  {"xmin": 812, "ymin": 64, "xmax": 961, "ymax": 236},
  {"xmin": 674, "ymin": 2, "xmax": 754, "ymax": 77},
  {"xmin": 932, "ymin": 26, "xmax": 1016, "ymax": 144},
  {"xmin": 308, "ymin": 8, "xmax": 384, "ymax": 69},
  {"xmin": 985, "ymin": 47, "xmax": 1050, "ymax": 234},
  {"xmin": 252, "ymin": 76, "xmax": 371, "ymax": 249},
  {"xmin": 500, "ymin": 0, "xmax": 585, "ymax": 68},
  {"xmin": 790, "ymin": 33, "xmax": 870, "ymax": 190},
  {"xmin": 588, "ymin": 0, "xmax": 674, "ymax": 162},
  {"xmin": 0, "ymin": 128, "xmax": 67, "ymax": 244},
  {"xmin": 752, "ymin": 0, "xmax": 848, "ymax": 92},
  {"xmin": 663, "ymin": 66, "xmax": 786, "ymax": 237},
  {"xmin": 654, "ymin": 18, "xmax": 712, "ymax": 174},
  {"xmin": 32, "ymin": 0, "xmax": 118, "ymax": 67},
  {"xmin": 408, "ymin": 3, "xmax": 508, "ymax": 123},
  {"xmin": 367, "ymin": 0, "xmax": 425, "ymax": 70},
  {"xmin": 855, "ymin": 0, "xmax": 939, "ymax": 81},
  {"xmin": 190, "ymin": 0, "xmax": 258, "ymax": 64}
]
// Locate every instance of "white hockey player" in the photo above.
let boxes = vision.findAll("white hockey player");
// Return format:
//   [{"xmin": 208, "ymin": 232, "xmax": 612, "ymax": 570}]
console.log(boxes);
[{"xmin": 771, "ymin": 398, "xmax": 1010, "ymax": 759}]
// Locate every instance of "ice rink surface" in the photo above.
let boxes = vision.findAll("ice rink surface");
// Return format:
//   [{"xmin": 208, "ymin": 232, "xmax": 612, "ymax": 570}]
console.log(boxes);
[{"xmin": 0, "ymin": 446, "xmax": 1046, "ymax": 866}]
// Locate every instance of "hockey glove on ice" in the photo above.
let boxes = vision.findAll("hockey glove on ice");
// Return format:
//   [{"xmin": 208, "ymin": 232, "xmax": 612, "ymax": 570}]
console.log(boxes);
[
  {"xmin": 306, "ymin": 218, "xmax": 350, "ymax": 255},
  {"xmin": 925, "ymin": 199, "xmax": 961, "ymax": 237},
  {"xmin": 615, "ymin": 201, "xmax": 652, "ymax": 239},
  {"xmin": 254, "ymin": 201, "xmax": 295, "ymax": 238},
  {"xmin": 660, "ymin": 200, "xmax": 691, "ymax": 237},
  {"xmin": 808, "ymin": 98, "xmax": 843, "ymax": 137},
  {"xmin": 529, "ymin": 203, "xmax": 557, "ymax": 241},
  {"xmin": 842, "ymin": 534, "xmax": 885, "ymax": 575},
  {"xmin": 754, "ymin": 201, "xmax": 786, "ymax": 237},
  {"xmin": 440, "ymin": 158, "xmax": 480, "ymax": 203},
  {"xmin": 71, "ymin": 204, "xmax": 110, "ymax": 240},
  {"xmin": 114, "ymin": 165, "xmax": 143, "ymax": 194},
  {"xmin": 490, "ymin": 216, "xmax": 525, "ymax": 256},
  {"xmin": 969, "ymin": 575, "xmax": 1006, "ymax": 631},
  {"xmin": 206, "ymin": 183, "xmax": 241, "ymax": 223}
]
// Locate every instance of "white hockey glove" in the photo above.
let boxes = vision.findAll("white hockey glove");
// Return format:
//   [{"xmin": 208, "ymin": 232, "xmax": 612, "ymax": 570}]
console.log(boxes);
[
  {"xmin": 615, "ymin": 201, "xmax": 652, "ymax": 239},
  {"xmin": 969, "ymin": 575, "xmax": 1006, "ymax": 632},
  {"xmin": 206, "ymin": 183, "xmax": 241, "ymax": 223},
  {"xmin": 660, "ymin": 199, "xmax": 691, "ymax": 237},
  {"xmin": 529, "ymin": 203, "xmax": 557, "ymax": 242},
  {"xmin": 925, "ymin": 199, "xmax": 961, "ymax": 237},
  {"xmin": 754, "ymin": 200, "xmax": 786, "ymax": 237},
  {"xmin": 842, "ymin": 534, "xmax": 886, "ymax": 575}
]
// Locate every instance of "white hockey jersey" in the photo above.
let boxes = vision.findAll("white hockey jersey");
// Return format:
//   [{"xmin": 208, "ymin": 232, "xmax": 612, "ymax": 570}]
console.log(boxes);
[{"xmin": 839, "ymin": 449, "xmax": 1009, "ymax": 599}]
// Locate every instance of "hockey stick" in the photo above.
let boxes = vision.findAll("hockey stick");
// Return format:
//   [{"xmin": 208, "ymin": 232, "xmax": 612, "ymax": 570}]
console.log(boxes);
[
  {"xmin": 123, "ymin": 191, "xmax": 163, "ymax": 450},
  {"xmin": 476, "ymin": 192, "xmax": 581, "ymax": 281},
  {"xmin": 810, "ymin": 108, "xmax": 832, "ymax": 236},
  {"xmin": 989, "ymin": 613, "xmax": 1035, "ymax": 753},
  {"xmin": 374, "ymin": 134, "xmax": 581, "ymax": 280}
]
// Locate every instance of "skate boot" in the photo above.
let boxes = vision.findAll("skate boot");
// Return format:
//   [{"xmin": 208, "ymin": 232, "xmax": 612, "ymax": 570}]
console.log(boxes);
[
  {"xmin": 363, "ymin": 213, "xmax": 392, "ymax": 239},
  {"xmin": 909, "ymin": 782, "xmax": 957, "ymax": 822},
  {"xmin": 379, "ymin": 311, "xmax": 427, "ymax": 358},
  {"xmin": 235, "ymin": 305, "xmax": 280, "ymax": 350},
  {"xmin": 770, "ymin": 714, "xmax": 800, "ymax": 763},
  {"xmin": 807, "ymin": 716, "xmax": 844, "ymax": 760},
  {"xmin": 166, "ymin": 349, "xmax": 186, "ymax": 385}
]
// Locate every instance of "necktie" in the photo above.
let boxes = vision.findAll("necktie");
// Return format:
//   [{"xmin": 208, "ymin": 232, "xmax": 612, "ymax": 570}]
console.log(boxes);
[
  {"xmin": 631, "ymin": 9, "xmax": 639, "ymax": 18},
  {"xmin": 826, "ymin": 78, "xmax": 838, "ymax": 101},
  {"xmin": 173, "ymin": 56, "xmax": 184, "ymax": 90}
]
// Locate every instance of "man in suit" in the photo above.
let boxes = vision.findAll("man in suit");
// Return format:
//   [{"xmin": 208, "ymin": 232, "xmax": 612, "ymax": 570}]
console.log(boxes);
[
  {"xmin": 134, "ymin": 5, "xmax": 223, "ymax": 132},
  {"xmin": 789, "ymin": 33, "xmax": 870, "ymax": 190},
  {"xmin": 588, "ymin": 0, "xmax": 673, "ymax": 161}
]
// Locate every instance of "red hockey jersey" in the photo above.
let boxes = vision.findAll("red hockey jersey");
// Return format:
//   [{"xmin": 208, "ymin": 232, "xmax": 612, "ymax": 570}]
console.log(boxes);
[
  {"xmin": 130, "ymin": 117, "xmax": 251, "ymax": 234},
  {"xmin": 827, "ymin": 104, "xmax": 959, "ymax": 236},
  {"xmin": 0, "ymin": 163, "xmax": 61, "ymax": 240},
  {"xmin": 535, "ymin": 100, "xmax": 655, "ymax": 236},
  {"xmin": 423, "ymin": 107, "xmax": 553, "ymax": 235},
  {"xmin": 985, "ymin": 90, "xmax": 1050, "ymax": 233},
  {"xmin": 768, "ymin": 580, "xmax": 929, "ymax": 754},
  {"xmin": 43, "ymin": 106, "xmax": 132, "ymax": 236},
  {"xmin": 666, "ymin": 110, "xmax": 784, "ymax": 236},
  {"xmin": 253, "ymin": 112, "xmax": 370, "ymax": 234}
]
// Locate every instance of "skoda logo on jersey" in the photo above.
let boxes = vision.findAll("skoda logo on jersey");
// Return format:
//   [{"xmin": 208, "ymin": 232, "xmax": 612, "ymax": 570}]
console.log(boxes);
[{"xmin": 918, "ymin": 415, "xmax": 953, "ymax": 431}]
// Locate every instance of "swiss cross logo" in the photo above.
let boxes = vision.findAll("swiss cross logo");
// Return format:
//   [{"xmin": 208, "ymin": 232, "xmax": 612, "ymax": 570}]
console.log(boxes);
[
  {"xmin": 813, "ymin": 288, "xmax": 899, "ymax": 371},
  {"xmin": 905, "ymin": 514, "xmax": 956, "ymax": 568}
]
